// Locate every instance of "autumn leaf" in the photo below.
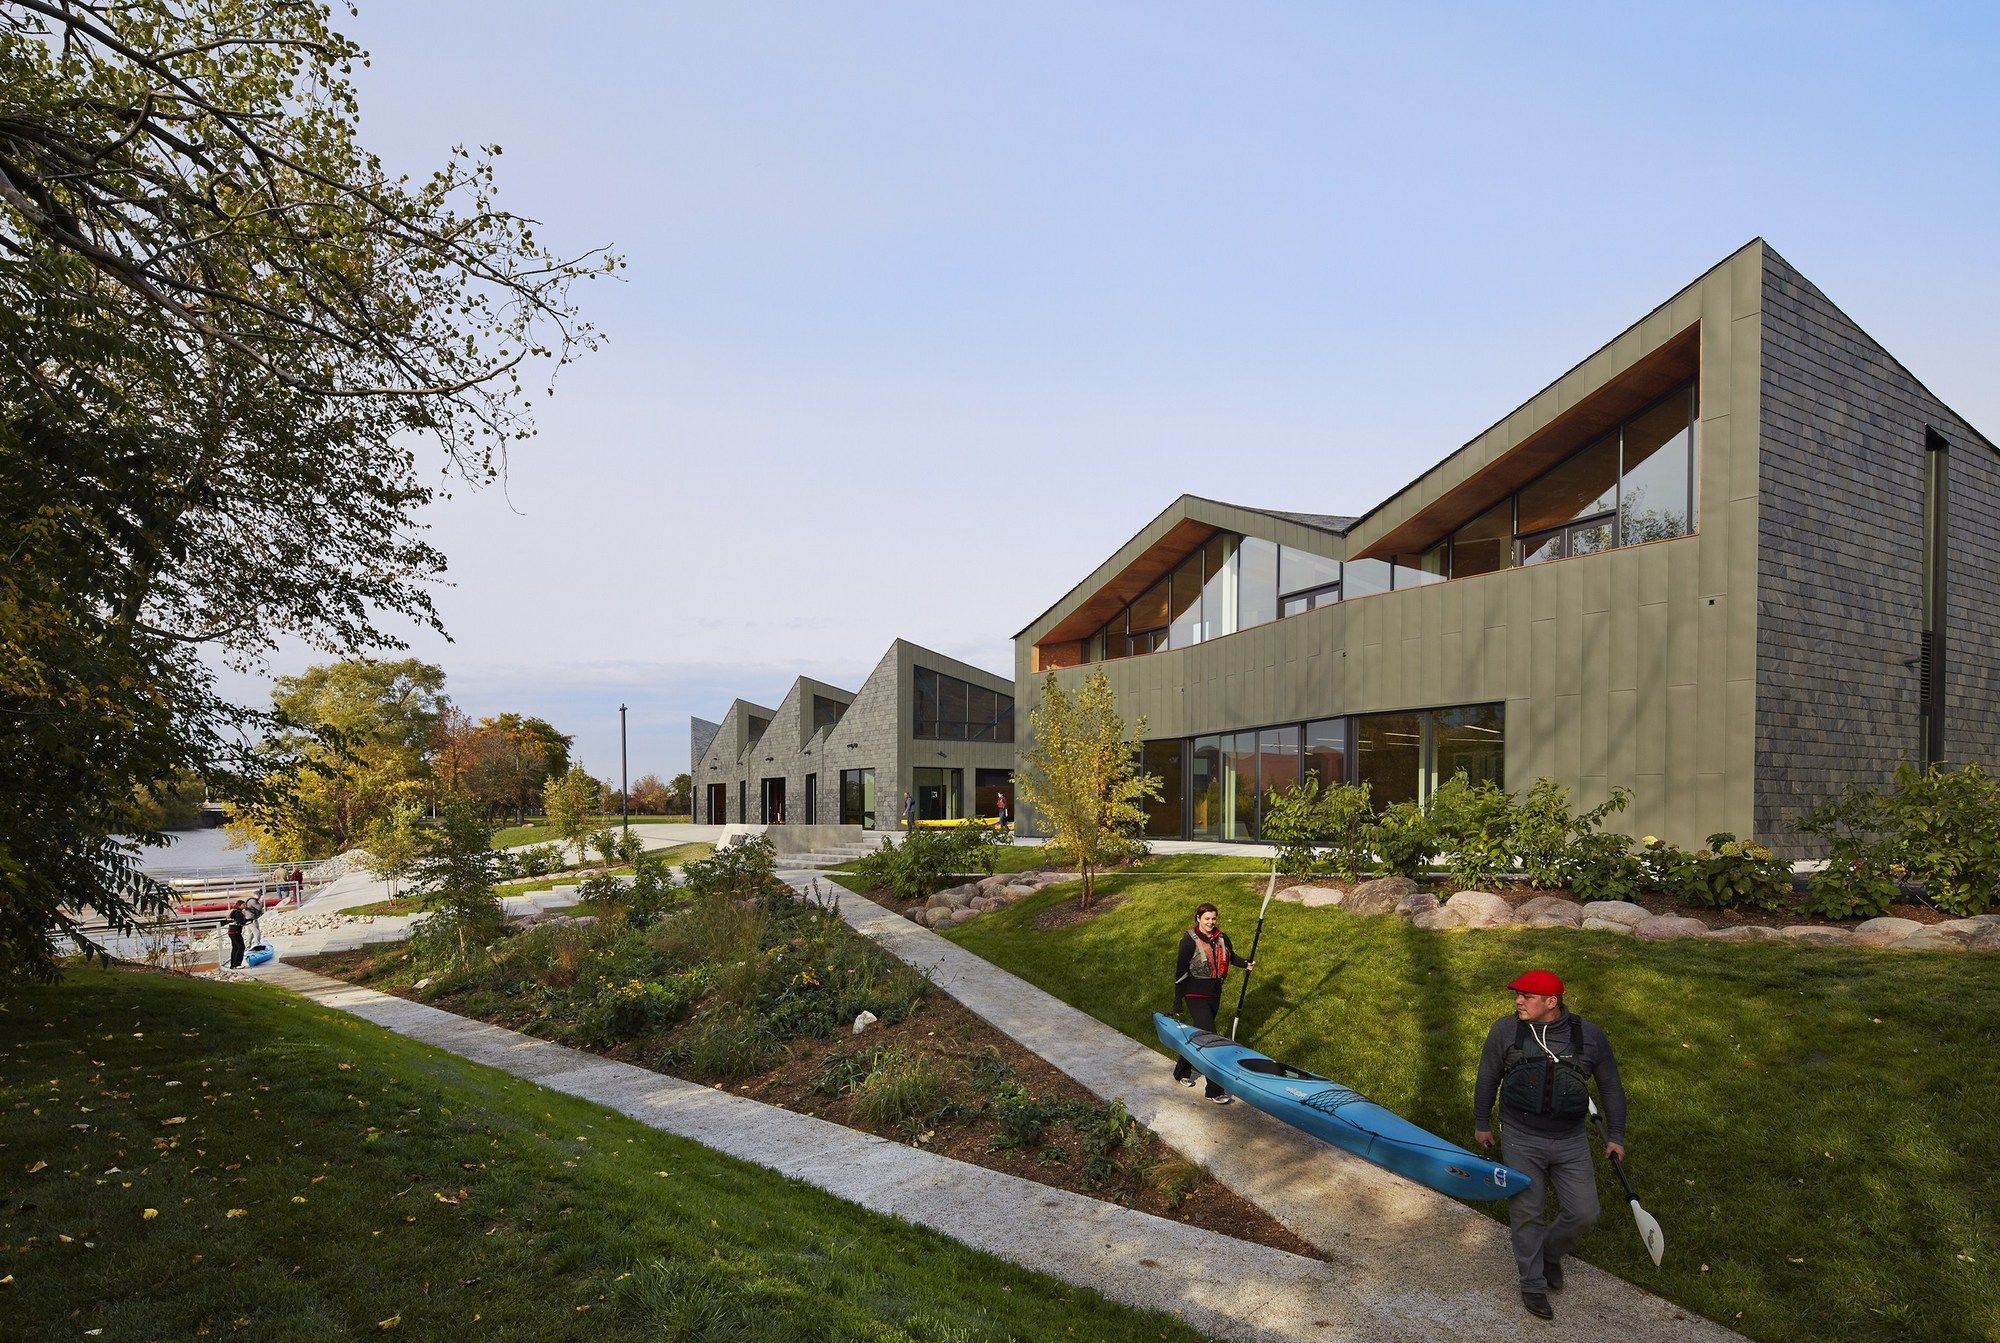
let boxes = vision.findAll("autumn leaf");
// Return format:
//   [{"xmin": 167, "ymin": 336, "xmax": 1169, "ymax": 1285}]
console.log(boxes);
[
  {"xmin": 142, "ymin": 1209, "xmax": 159, "ymax": 1220},
  {"xmin": 25, "ymin": 1160, "xmax": 46, "ymax": 1173},
  {"xmin": 161, "ymin": 1117, "xmax": 187, "ymax": 1126},
  {"xmin": 377, "ymin": 1316, "xmax": 401, "ymax": 1330},
  {"xmin": 226, "ymin": 1209, "xmax": 247, "ymax": 1219}
]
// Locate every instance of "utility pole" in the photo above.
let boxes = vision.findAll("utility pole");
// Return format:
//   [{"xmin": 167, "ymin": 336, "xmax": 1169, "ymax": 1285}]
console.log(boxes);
[{"xmin": 619, "ymin": 703, "xmax": 630, "ymax": 834}]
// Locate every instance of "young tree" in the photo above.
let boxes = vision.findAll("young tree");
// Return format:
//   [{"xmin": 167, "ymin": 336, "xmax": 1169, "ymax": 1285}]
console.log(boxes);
[
  {"xmin": 542, "ymin": 765, "xmax": 601, "ymax": 869},
  {"xmin": 361, "ymin": 801, "xmax": 427, "ymax": 899},
  {"xmin": 1015, "ymin": 671, "xmax": 1160, "ymax": 909},
  {"xmin": 668, "ymin": 773, "xmax": 694, "ymax": 816},
  {"xmin": 405, "ymin": 794, "xmax": 502, "ymax": 973},
  {"xmin": 0, "ymin": 2, "xmax": 613, "ymax": 979}
]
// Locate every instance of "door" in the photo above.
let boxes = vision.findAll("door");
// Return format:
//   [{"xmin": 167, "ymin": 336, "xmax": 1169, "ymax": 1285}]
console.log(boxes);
[{"xmin": 804, "ymin": 773, "xmax": 817, "ymax": 824}]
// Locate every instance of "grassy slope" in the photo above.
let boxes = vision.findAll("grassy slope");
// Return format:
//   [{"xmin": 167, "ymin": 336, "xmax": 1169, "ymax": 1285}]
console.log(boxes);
[
  {"xmin": 0, "ymin": 969, "xmax": 1214, "ymax": 1343},
  {"xmin": 944, "ymin": 870, "xmax": 2000, "ymax": 1343}
]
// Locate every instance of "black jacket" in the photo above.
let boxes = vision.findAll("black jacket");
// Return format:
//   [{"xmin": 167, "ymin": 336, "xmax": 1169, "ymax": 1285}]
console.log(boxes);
[{"xmin": 1173, "ymin": 928, "xmax": 1248, "ymax": 1004}]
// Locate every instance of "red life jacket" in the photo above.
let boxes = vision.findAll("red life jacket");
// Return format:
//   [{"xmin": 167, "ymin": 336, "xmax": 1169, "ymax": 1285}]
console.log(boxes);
[{"xmin": 1188, "ymin": 926, "xmax": 1231, "ymax": 982}]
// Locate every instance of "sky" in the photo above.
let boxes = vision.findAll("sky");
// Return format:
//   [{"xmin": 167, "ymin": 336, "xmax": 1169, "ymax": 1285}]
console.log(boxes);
[{"xmin": 217, "ymin": 2, "xmax": 2000, "ymax": 784}]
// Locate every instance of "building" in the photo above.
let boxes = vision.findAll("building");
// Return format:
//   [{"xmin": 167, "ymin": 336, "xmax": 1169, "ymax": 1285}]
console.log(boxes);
[
  {"xmin": 1012, "ymin": 241, "xmax": 1998, "ymax": 850},
  {"xmin": 692, "ymin": 640, "xmax": 1016, "ymax": 831}
]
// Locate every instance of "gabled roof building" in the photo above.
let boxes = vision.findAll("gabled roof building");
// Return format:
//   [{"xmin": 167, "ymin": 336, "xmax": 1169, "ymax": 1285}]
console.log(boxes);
[
  {"xmin": 1013, "ymin": 241, "xmax": 1998, "ymax": 850},
  {"xmin": 693, "ymin": 640, "xmax": 1016, "ymax": 831}
]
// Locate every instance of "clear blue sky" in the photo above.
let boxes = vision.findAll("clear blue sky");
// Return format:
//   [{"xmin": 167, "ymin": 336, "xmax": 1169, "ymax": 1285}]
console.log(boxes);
[{"xmin": 225, "ymin": 2, "xmax": 2000, "ymax": 783}]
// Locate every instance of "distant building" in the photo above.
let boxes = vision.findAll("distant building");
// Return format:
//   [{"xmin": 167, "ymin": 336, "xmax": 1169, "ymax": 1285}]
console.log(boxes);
[
  {"xmin": 1013, "ymin": 241, "xmax": 1998, "ymax": 850},
  {"xmin": 692, "ymin": 639, "xmax": 1015, "ymax": 831}
]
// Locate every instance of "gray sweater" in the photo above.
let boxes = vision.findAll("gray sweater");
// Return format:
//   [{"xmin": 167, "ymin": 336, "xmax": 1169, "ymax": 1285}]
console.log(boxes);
[{"xmin": 1472, "ymin": 1009, "xmax": 1627, "ymax": 1143}]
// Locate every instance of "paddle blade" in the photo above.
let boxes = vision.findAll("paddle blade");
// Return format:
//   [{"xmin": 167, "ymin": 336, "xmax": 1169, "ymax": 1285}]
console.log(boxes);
[{"xmin": 1629, "ymin": 1197, "xmax": 1665, "ymax": 1266}]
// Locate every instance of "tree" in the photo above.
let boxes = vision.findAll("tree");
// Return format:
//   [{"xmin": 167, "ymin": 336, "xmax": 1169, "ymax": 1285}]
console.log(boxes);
[
  {"xmin": 226, "ymin": 659, "xmax": 446, "ymax": 862},
  {"xmin": 360, "ymin": 800, "xmax": 425, "ymax": 899},
  {"xmin": 461, "ymin": 714, "xmax": 571, "ymax": 823},
  {"xmin": 0, "ymin": 2, "xmax": 612, "ymax": 979},
  {"xmin": 668, "ymin": 773, "xmax": 693, "ymax": 815},
  {"xmin": 1015, "ymin": 671, "xmax": 1160, "ymax": 909},
  {"xmin": 404, "ymin": 793, "xmax": 502, "ymax": 975},
  {"xmin": 130, "ymin": 771, "xmax": 208, "ymax": 831},
  {"xmin": 542, "ymin": 765, "xmax": 600, "ymax": 869},
  {"xmin": 625, "ymin": 773, "xmax": 673, "ymax": 815}
]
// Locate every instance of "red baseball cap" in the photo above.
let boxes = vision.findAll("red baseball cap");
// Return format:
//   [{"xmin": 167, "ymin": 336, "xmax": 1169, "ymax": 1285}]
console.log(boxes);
[{"xmin": 1508, "ymin": 969, "xmax": 1564, "ymax": 997}]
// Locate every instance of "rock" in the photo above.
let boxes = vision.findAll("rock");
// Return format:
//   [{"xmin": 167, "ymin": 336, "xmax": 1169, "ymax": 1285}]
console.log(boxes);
[
  {"xmin": 1297, "ymin": 885, "xmax": 1345, "ymax": 909},
  {"xmin": 412, "ymin": 977, "xmax": 432, "ymax": 991},
  {"xmin": 1781, "ymin": 925, "xmax": 1855, "ymax": 946},
  {"xmin": 1931, "ymin": 918, "xmax": 1993, "ymax": 943},
  {"xmin": 1410, "ymin": 906, "xmax": 1465, "ymax": 931},
  {"xmin": 941, "ymin": 889, "xmax": 975, "ymax": 911},
  {"xmin": 1634, "ymin": 914, "xmax": 1711, "ymax": 941},
  {"xmin": 967, "ymin": 896, "xmax": 992, "ymax": 913},
  {"xmin": 1579, "ymin": 901, "xmax": 1649, "ymax": 928},
  {"xmin": 1274, "ymin": 889, "xmax": 1305, "ymax": 905},
  {"xmin": 925, "ymin": 892, "xmax": 955, "ymax": 911},
  {"xmin": 1002, "ymin": 884, "xmax": 1036, "ymax": 901},
  {"xmin": 1525, "ymin": 914, "xmax": 1581, "ymax": 929},
  {"xmin": 1445, "ymin": 891, "xmax": 1514, "ymax": 928},
  {"xmin": 1394, "ymin": 891, "xmax": 1441, "ymax": 919},
  {"xmin": 1580, "ymin": 916, "xmax": 1635, "ymax": 936},
  {"xmin": 1891, "ymin": 929, "xmax": 1966, "ymax": 951},
  {"xmin": 977, "ymin": 874, "xmax": 1011, "ymax": 894},
  {"xmin": 1515, "ymin": 896, "xmax": 1584, "ymax": 926},
  {"xmin": 851, "ymin": 1010, "xmax": 878, "ymax": 1034},
  {"xmin": 1966, "ymin": 924, "xmax": 2000, "ymax": 951},
  {"xmin": 946, "ymin": 907, "xmax": 980, "ymax": 925},
  {"xmin": 1850, "ymin": 916, "xmax": 1924, "ymax": 948},
  {"xmin": 923, "ymin": 907, "xmax": 954, "ymax": 928},
  {"xmin": 1345, "ymin": 877, "xmax": 1420, "ymax": 916},
  {"xmin": 1704, "ymin": 925, "xmax": 1783, "ymax": 942},
  {"xmin": 905, "ymin": 906, "xmax": 927, "ymax": 923}
]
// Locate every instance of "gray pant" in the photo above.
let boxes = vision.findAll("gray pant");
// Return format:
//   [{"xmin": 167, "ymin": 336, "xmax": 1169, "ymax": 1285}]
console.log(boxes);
[{"xmin": 1501, "ymin": 1125, "xmax": 1601, "ymax": 1292}]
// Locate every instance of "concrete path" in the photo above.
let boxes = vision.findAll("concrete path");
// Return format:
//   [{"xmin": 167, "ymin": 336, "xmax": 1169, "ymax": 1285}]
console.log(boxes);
[
  {"xmin": 263, "ymin": 964, "xmax": 1451, "ymax": 1343},
  {"xmin": 780, "ymin": 869, "xmax": 1736, "ymax": 1343}
]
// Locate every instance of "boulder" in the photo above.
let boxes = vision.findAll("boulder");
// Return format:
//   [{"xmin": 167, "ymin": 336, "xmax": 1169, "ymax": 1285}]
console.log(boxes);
[
  {"xmin": 1002, "ymin": 884, "xmax": 1037, "ymax": 901},
  {"xmin": 1931, "ymin": 918, "xmax": 1994, "ymax": 944},
  {"xmin": 1525, "ymin": 914, "xmax": 1582, "ymax": 930},
  {"xmin": 1445, "ymin": 891, "xmax": 1515, "ymax": 928},
  {"xmin": 977, "ymin": 874, "xmax": 1011, "ymax": 895},
  {"xmin": 1579, "ymin": 901, "xmax": 1650, "ymax": 928},
  {"xmin": 1580, "ymin": 916, "xmax": 1636, "ymax": 936},
  {"xmin": 1345, "ymin": 876, "xmax": 1421, "ymax": 916},
  {"xmin": 925, "ymin": 891, "xmax": 955, "ymax": 911},
  {"xmin": 1516, "ymin": 896, "xmax": 1585, "ymax": 926},
  {"xmin": 923, "ymin": 907, "xmax": 954, "ymax": 928},
  {"xmin": 942, "ymin": 888, "xmax": 976, "ymax": 911},
  {"xmin": 1410, "ymin": 906, "xmax": 1465, "ymax": 931},
  {"xmin": 1704, "ymin": 925, "xmax": 1783, "ymax": 942},
  {"xmin": 968, "ymin": 896, "xmax": 993, "ymax": 913},
  {"xmin": 1395, "ymin": 891, "xmax": 1441, "ymax": 919},
  {"xmin": 1891, "ymin": 928, "xmax": 1966, "ymax": 951},
  {"xmin": 1850, "ymin": 916, "xmax": 1924, "ymax": 948},
  {"xmin": 904, "ymin": 905, "xmax": 927, "ymax": 922},
  {"xmin": 1966, "ymin": 925, "xmax": 2000, "ymax": 951},
  {"xmin": 1780, "ymin": 925, "xmax": 1856, "ymax": 946},
  {"xmin": 946, "ymin": 907, "xmax": 981, "ymax": 925},
  {"xmin": 1297, "ymin": 885, "xmax": 1345, "ymax": 909},
  {"xmin": 1634, "ymin": 914, "xmax": 1711, "ymax": 941}
]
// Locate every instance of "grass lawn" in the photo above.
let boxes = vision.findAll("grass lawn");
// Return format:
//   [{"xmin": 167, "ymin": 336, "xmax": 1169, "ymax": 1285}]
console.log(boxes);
[
  {"xmin": 944, "ymin": 871, "xmax": 2000, "ymax": 1343},
  {"xmin": 490, "ymin": 815, "xmax": 690, "ymax": 848},
  {"xmin": 0, "ymin": 968, "xmax": 1216, "ymax": 1343},
  {"xmin": 339, "ymin": 845, "xmax": 717, "ymax": 916}
]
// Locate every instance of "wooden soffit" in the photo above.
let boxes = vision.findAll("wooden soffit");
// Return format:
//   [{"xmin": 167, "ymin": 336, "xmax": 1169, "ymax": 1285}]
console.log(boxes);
[
  {"xmin": 1034, "ymin": 517, "xmax": 1217, "ymax": 647},
  {"xmin": 1356, "ymin": 324, "xmax": 1701, "ymax": 560}
]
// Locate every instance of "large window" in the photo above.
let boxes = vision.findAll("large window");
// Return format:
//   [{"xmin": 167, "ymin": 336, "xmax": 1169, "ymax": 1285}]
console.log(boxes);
[
  {"xmin": 1140, "ymin": 739, "xmax": 1185, "ymax": 838},
  {"xmin": 839, "ymin": 768, "xmax": 876, "ymax": 827},
  {"xmin": 812, "ymin": 696, "xmax": 846, "ymax": 734},
  {"xmin": 912, "ymin": 767, "xmax": 962, "ymax": 821},
  {"xmin": 1304, "ymin": 719, "xmax": 1347, "ymax": 787},
  {"xmin": 1090, "ymin": 532, "xmax": 1350, "ymax": 662},
  {"xmin": 1189, "ymin": 736, "xmax": 1223, "ymax": 840},
  {"xmin": 1431, "ymin": 704, "xmax": 1504, "ymax": 792},
  {"xmin": 1355, "ymin": 712, "xmax": 1425, "ymax": 809},
  {"xmin": 975, "ymin": 768, "xmax": 1013, "ymax": 820},
  {"xmin": 914, "ymin": 668, "xmax": 1014, "ymax": 742}
]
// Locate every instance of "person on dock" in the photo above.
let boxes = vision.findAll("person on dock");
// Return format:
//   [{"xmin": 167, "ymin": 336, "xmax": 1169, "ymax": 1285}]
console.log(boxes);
[
  {"xmin": 244, "ymin": 891, "xmax": 265, "ymax": 943},
  {"xmin": 225, "ymin": 900, "xmax": 248, "ymax": 969},
  {"xmin": 1473, "ymin": 968, "xmax": 1628, "ymax": 1321},
  {"xmin": 994, "ymin": 794, "xmax": 1010, "ymax": 836},
  {"xmin": 1171, "ymin": 902, "xmax": 1253, "ymax": 1104}
]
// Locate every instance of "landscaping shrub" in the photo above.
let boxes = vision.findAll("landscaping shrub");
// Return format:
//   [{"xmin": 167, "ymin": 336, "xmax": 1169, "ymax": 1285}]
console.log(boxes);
[
  {"xmin": 677, "ymin": 1008, "xmax": 766, "ymax": 1079},
  {"xmin": 1794, "ymin": 784, "xmax": 1900, "ymax": 920},
  {"xmin": 615, "ymin": 828, "xmax": 646, "ymax": 865},
  {"xmin": 1424, "ymin": 772, "xmax": 1517, "ymax": 888},
  {"xmin": 492, "ymin": 849, "xmax": 521, "ymax": 880},
  {"xmin": 1367, "ymin": 800, "xmax": 1436, "ymax": 879},
  {"xmin": 407, "ymin": 904, "xmax": 505, "ymax": 977},
  {"xmin": 576, "ymin": 975, "xmax": 698, "ymax": 1049},
  {"xmin": 591, "ymin": 829, "xmax": 619, "ymax": 866},
  {"xmin": 1654, "ymin": 834, "xmax": 1790, "ymax": 911},
  {"xmin": 853, "ymin": 826, "xmax": 1000, "ymax": 902},
  {"xmin": 989, "ymin": 1081, "xmax": 1073, "ymax": 1150},
  {"xmin": 1511, "ymin": 780, "xmax": 1631, "ymax": 889},
  {"xmin": 1882, "ymin": 763, "xmax": 2000, "ymax": 916},
  {"xmin": 1142, "ymin": 1155, "xmax": 1203, "ymax": 1209},
  {"xmin": 1261, "ymin": 779, "xmax": 1372, "ymax": 879},
  {"xmin": 683, "ymin": 837, "xmax": 777, "ymax": 900},
  {"xmin": 620, "ymin": 855, "xmax": 685, "ymax": 930},
  {"xmin": 1078, "ymin": 1097, "xmax": 1149, "ymax": 1188},
  {"xmin": 576, "ymin": 871, "xmax": 625, "ymax": 904},
  {"xmin": 519, "ymin": 843, "xmax": 564, "ymax": 877},
  {"xmin": 1568, "ymin": 830, "xmax": 1646, "ymax": 904},
  {"xmin": 851, "ymin": 1047, "xmax": 948, "ymax": 1128}
]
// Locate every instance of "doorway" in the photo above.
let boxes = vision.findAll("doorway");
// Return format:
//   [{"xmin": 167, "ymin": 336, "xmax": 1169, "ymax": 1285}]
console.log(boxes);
[{"xmin": 760, "ymin": 776, "xmax": 787, "ymax": 825}]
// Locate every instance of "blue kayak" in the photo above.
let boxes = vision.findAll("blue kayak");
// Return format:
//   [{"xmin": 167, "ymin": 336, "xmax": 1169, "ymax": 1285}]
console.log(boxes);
[
  {"xmin": 244, "ymin": 942, "xmax": 275, "ymax": 967},
  {"xmin": 1154, "ymin": 1012, "xmax": 1531, "ymax": 1202}
]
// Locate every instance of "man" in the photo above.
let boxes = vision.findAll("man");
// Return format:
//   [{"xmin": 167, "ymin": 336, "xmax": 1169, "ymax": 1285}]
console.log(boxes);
[
  {"xmin": 244, "ymin": 891, "xmax": 265, "ymax": 943},
  {"xmin": 1473, "ymin": 968, "xmax": 1626, "ymax": 1321},
  {"xmin": 224, "ymin": 900, "xmax": 248, "ymax": 969},
  {"xmin": 1171, "ymin": 902, "xmax": 1254, "ymax": 1104},
  {"xmin": 902, "ymin": 792, "xmax": 916, "ymax": 830}
]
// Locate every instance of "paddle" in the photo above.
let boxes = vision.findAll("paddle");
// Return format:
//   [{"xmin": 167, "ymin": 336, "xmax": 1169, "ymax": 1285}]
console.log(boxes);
[
  {"xmin": 1227, "ymin": 861, "xmax": 1279, "ymax": 1041},
  {"xmin": 1590, "ymin": 1096, "xmax": 1664, "ymax": 1265}
]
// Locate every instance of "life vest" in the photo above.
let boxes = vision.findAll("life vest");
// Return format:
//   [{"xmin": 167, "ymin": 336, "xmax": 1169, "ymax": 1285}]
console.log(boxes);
[
  {"xmin": 1500, "ymin": 1014, "xmax": 1595, "ymax": 1123},
  {"xmin": 1187, "ymin": 928, "xmax": 1231, "ymax": 982}
]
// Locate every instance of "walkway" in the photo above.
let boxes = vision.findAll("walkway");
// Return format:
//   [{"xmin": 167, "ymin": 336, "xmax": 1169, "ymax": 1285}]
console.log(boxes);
[
  {"xmin": 265, "ymin": 964, "xmax": 1441, "ymax": 1343},
  {"xmin": 779, "ymin": 868, "xmax": 1736, "ymax": 1342}
]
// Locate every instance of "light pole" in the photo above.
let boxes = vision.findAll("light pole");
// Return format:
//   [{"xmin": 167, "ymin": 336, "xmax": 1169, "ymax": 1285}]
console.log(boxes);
[{"xmin": 618, "ymin": 703, "xmax": 629, "ymax": 834}]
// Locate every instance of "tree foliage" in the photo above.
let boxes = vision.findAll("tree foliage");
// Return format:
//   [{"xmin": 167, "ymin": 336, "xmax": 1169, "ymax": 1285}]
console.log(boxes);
[
  {"xmin": 542, "ymin": 764, "xmax": 600, "ymax": 868},
  {"xmin": 1015, "ymin": 671, "xmax": 1159, "ymax": 909},
  {"xmin": 0, "ymin": 1, "xmax": 611, "ymax": 978}
]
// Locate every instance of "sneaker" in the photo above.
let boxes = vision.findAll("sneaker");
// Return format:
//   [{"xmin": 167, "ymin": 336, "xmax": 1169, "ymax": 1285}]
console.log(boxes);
[
  {"xmin": 1207, "ymin": 1094, "xmax": 1233, "ymax": 1105},
  {"xmin": 1175, "ymin": 1074, "xmax": 1197, "ymax": 1088},
  {"xmin": 1520, "ymin": 1291, "xmax": 1553, "ymax": 1321},
  {"xmin": 1544, "ymin": 1257, "xmax": 1565, "ymax": 1292}
]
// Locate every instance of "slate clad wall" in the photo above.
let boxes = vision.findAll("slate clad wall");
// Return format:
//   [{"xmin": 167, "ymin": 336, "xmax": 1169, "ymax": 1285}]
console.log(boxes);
[{"xmin": 1754, "ymin": 250, "xmax": 2000, "ymax": 846}]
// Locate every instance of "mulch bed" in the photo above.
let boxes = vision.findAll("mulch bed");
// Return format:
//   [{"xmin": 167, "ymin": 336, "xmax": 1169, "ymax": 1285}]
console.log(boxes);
[{"xmin": 293, "ymin": 945, "xmax": 1317, "ymax": 1260}]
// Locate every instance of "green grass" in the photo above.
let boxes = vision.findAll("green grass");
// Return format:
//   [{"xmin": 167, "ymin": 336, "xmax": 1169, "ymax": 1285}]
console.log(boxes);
[
  {"xmin": 943, "ymin": 872, "xmax": 2000, "ymax": 1343},
  {"xmin": 0, "ymin": 968, "xmax": 1215, "ymax": 1343},
  {"xmin": 339, "ymin": 848, "xmax": 717, "ymax": 916},
  {"xmin": 491, "ymin": 815, "xmax": 690, "ymax": 848}
]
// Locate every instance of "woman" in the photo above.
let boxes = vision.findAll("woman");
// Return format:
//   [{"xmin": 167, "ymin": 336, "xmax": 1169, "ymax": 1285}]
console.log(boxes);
[
  {"xmin": 1172, "ymin": 902, "xmax": 1253, "ymax": 1104},
  {"xmin": 225, "ymin": 900, "xmax": 248, "ymax": 969}
]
